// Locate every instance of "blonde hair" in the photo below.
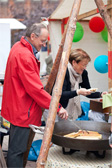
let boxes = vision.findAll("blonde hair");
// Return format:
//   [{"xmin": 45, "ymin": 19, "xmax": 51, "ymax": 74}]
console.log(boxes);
[{"xmin": 69, "ymin": 48, "xmax": 91, "ymax": 64}]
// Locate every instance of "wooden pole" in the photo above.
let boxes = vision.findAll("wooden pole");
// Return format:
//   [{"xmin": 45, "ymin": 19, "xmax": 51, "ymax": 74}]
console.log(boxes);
[
  {"xmin": 108, "ymin": 0, "xmax": 112, "ymax": 96},
  {"xmin": 95, "ymin": 0, "xmax": 112, "ymax": 145},
  {"xmin": 23, "ymin": 129, "xmax": 35, "ymax": 167},
  {"xmin": 36, "ymin": 0, "xmax": 82, "ymax": 167},
  {"xmin": 95, "ymin": 0, "xmax": 112, "ymax": 113},
  {"xmin": 45, "ymin": 18, "xmax": 70, "ymax": 94},
  {"xmin": 107, "ymin": 0, "xmax": 112, "ymax": 137},
  {"xmin": 78, "ymin": 3, "xmax": 112, "ymax": 20},
  {"xmin": 0, "ymin": 145, "xmax": 7, "ymax": 168},
  {"xmin": 94, "ymin": 0, "xmax": 112, "ymax": 38}
]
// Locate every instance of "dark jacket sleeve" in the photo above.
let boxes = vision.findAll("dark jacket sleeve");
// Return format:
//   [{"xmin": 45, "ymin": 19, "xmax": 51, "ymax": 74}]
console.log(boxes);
[{"xmin": 80, "ymin": 70, "xmax": 101, "ymax": 98}]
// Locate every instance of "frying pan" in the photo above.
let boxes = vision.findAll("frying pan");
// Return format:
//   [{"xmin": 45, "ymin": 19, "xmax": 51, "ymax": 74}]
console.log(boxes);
[{"xmin": 52, "ymin": 120, "xmax": 111, "ymax": 151}]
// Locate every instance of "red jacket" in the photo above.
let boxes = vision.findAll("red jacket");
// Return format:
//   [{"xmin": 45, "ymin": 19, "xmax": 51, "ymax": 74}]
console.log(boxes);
[{"xmin": 1, "ymin": 36, "xmax": 52, "ymax": 127}]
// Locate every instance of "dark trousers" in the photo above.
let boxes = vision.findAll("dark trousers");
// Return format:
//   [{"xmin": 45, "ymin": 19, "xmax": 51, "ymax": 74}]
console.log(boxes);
[{"xmin": 7, "ymin": 124, "xmax": 30, "ymax": 168}]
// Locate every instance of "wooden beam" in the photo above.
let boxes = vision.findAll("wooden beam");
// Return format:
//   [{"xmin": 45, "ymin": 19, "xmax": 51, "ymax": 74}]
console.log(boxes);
[
  {"xmin": 94, "ymin": 0, "xmax": 112, "ymax": 38},
  {"xmin": 107, "ymin": 0, "xmax": 112, "ymax": 136},
  {"xmin": 23, "ymin": 129, "xmax": 35, "ymax": 167},
  {"xmin": 78, "ymin": 3, "xmax": 112, "ymax": 20},
  {"xmin": 0, "ymin": 145, "xmax": 7, "ymax": 168},
  {"xmin": 36, "ymin": 0, "xmax": 82, "ymax": 167},
  {"xmin": 45, "ymin": 16, "xmax": 71, "ymax": 94},
  {"xmin": 108, "ymin": 0, "xmax": 112, "ymax": 93}
]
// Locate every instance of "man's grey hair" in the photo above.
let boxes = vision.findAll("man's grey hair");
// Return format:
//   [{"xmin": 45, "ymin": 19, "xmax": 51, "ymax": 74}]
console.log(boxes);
[{"xmin": 26, "ymin": 23, "xmax": 47, "ymax": 37}]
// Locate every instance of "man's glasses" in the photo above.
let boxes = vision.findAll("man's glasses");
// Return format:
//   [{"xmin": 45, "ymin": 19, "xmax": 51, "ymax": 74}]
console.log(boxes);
[{"xmin": 35, "ymin": 33, "xmax": 48, "ymax": 44}]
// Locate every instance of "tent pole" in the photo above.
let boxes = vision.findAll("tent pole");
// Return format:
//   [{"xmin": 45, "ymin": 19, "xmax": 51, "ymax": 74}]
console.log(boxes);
[
  {"xmin": 94, "ymin": 0, "xmax": 112, "ymax": 38},
  {"xmin": 36, "ymin": 0, "xmax": 82, "ymax": 167},
  {"xmin": 95, "ymin": 0, "xmax": 112, "ymax": 144},
  {"xmin": 107, "ymin": 0, "xmax": 112, "ymax": 138},
  {"xmin": 78, "ymin": 4, "xmax": 112, "ymax": 20},
  {"xmin": 23, "ymin": 129, "xmax": 35, "ymax": 167},
  {"xmin": 45, "ymin": 16, "xmax": 70, "ymax": 94}
]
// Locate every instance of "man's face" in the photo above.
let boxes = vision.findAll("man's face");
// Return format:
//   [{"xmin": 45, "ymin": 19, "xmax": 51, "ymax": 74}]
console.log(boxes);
[{"xmin": 31, "ymin": 28, "xmax": 48, "ymax": 51}]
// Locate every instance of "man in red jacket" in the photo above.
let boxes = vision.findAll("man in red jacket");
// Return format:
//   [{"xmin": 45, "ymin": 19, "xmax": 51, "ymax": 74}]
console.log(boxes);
[{"xmin": 1, "ymin": 23, "xmax": 68, "ymax": 168}]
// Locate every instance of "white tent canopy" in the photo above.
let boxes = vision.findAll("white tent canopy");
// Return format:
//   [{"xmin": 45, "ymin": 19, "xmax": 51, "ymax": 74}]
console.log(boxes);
[
  {"xmin": 0, "ymin": 18, "xmax": 26, "ymax": 30},
  {"xmin": 50, "ymin": 0, "xmax": 108, "ymax": 20},
  {"xmin": 0, "ymin": 18, "xmax": 26, "ymax": 78}
]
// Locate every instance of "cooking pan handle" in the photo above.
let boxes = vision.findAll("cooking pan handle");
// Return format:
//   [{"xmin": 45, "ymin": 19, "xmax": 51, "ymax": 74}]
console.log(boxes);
[
  {"xmin": 29, "ymin": 124, "xmax": 54, "ymax": 147},
  {"xmin": 29, "ymin": 124, "xmax": 44, "ymax": 134}
]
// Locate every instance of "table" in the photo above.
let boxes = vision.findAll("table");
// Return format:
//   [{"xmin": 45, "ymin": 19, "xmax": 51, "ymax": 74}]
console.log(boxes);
[
  {"xmin": 45, "ymin": 145, "xmax": 112, "ymax": 168},
  {"xmin": 90, "ymin": 99, "xmax": 111, "ymax": 114}
]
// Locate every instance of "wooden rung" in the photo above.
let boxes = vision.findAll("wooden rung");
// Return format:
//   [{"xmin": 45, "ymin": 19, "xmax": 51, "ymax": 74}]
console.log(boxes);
[{"xmin": 0, "ymin": 145, "xmax": 7, "ymax": 168}]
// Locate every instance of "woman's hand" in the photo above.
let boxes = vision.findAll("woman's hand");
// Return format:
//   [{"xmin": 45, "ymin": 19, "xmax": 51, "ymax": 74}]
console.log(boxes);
[
  {"xmin": 77, "ymin": 88, "xmax": 91, "ymax": 96},
  {"xmin": 101, "ymin": 91, "xmax": 108, "ymax": 97}
]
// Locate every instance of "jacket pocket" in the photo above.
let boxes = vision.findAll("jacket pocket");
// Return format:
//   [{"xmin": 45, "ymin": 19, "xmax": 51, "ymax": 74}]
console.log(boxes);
[{"xmin": 28, "ymin": 101, "xmax": 33, "ymax": 118}]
